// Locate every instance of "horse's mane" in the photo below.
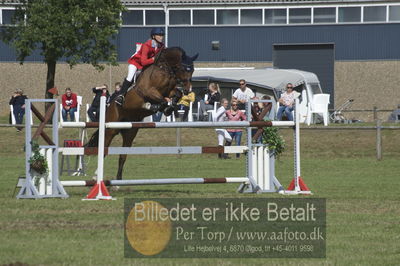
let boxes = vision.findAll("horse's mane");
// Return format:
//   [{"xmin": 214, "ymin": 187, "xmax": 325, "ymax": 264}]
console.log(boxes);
[{"xmin": 155, "ymin": 47, "xmax": 186, "ymax": 65}]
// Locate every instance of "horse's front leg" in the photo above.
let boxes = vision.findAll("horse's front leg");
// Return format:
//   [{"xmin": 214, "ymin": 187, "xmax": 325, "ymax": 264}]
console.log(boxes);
[{"xmin": 116, "ymin": 128, "xmax": 139, "ymax": 180}]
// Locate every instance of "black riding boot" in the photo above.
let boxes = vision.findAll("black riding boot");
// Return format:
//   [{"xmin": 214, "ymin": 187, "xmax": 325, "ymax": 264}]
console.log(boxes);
[
  {"xmin": 115, "ymin": 79, "xmax": 133, "ymax": 106},
  {"xmin": 218, "ymin": 145, "xmax": 223, "ymax": 159},
  {"xmin": 223, "ymin": 141, "xmax": 232, "ymax": 159}
]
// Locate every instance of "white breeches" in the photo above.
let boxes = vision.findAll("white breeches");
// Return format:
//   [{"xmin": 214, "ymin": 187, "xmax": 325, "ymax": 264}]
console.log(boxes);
[
  {"xmin": 216, "ymin": 129, "xmax": 232, "ymax": 146},
  {"xmin": 126, "ymin": 64, "xmax": 138, "ymax": 82}
]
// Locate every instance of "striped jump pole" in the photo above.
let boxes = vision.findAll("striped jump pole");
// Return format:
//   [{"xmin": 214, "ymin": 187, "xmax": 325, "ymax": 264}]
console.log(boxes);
[
  {"xmin": 59, "ymin": 145, "xmax": 249, "ymax": 156},
  {"xmin": 61, "ymin": 177, "xmax": 249, "ymax": 187},
  {"xmin": 60, "ymin": 120, "xmax": 295, "ymax": 129}
]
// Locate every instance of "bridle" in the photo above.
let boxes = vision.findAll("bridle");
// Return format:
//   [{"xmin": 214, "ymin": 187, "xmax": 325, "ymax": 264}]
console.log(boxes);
[{"xmin": 156, "ymin": 51, "xmax": 193, "ymax": 88}]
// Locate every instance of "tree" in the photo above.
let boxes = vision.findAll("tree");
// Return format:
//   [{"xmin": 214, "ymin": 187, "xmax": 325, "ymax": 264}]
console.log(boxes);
[{"xmin": 1, "ymin": 0, "xmax": 124, "ymax": 103}]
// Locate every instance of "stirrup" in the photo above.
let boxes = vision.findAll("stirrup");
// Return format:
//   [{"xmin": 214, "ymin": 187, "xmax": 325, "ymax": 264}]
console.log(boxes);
[{"xmin": 115, "ymin": 95, "xmax": 124, "ymax": 106}]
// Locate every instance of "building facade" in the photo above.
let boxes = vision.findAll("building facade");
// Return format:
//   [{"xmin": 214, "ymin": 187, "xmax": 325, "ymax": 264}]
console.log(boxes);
[{"xmin": 1, "ymin": 0, "xmax": 400, "ymax": 121}]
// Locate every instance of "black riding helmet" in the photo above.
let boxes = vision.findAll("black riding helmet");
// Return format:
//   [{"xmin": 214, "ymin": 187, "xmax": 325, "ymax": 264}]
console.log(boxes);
[{"xmin": 150, "ymin": 27, "xmax": 165, "ymax": 37}]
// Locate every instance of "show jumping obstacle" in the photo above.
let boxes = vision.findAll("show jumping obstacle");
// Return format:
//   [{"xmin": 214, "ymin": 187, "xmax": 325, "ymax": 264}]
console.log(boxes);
[{"xmin": 16, "ymin": 96, "xmax": 311, "ymax": 199}]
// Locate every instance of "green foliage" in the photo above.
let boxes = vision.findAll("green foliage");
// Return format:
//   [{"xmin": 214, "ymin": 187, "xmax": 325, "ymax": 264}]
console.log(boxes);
[
  {"xmin": 1, "ymin": 0, "xmax": 124, "ymax": 69},
  {"xmin": 261, "ymin": 126, "xmax": 285, "ymax": 158},
  {"xmin": 28, "ymin": 140, "xmax": 48, "ymax": 175}
]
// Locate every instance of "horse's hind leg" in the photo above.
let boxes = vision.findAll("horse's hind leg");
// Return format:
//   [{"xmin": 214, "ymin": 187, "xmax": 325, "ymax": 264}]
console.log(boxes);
[{"xmin": 116, "ymin": 128, "xmax": 139, "ymax": 180}]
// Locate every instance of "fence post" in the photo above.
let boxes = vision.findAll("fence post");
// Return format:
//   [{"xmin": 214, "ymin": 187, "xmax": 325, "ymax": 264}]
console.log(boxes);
[
  {"xmin": 376, "ymin": 119, "xmax": 382, "ymax": 161},
  {"xmin": 373, "ymin": 106, "xmax": 378, "ymax": 121}
]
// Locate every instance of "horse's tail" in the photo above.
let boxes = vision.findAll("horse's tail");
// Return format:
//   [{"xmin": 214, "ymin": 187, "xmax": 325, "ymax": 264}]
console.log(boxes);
[{"xmin": 85, "ymin": 130, "xmax": 99, "ymax": 147}]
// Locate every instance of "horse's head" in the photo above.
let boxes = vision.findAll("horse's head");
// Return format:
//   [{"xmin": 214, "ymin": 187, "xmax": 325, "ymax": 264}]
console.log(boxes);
[
  {"xmin": 156, "ymin": 47, "xmax": 198, "ymax": 96},
  {"xmin": 175, "ymin": 49, "xmax": 198, "ymax": 94}
]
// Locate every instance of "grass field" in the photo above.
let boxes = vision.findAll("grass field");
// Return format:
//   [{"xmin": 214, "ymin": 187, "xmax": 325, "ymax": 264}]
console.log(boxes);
[{"xmin": 0, "ymin": 119, "xmax": 399, "ymax": 265}]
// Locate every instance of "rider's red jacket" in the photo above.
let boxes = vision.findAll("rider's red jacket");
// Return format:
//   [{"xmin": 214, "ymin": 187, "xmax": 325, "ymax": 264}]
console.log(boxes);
[{"xmin": 128, "ymin": 39, "xmax": 164, "ymax": 69}]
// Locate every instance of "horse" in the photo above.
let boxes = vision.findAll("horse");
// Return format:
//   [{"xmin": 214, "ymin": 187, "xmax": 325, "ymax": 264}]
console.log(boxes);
[{"xmin": 86, "ymin": 47, "xmax": 198, "ymax": 180}]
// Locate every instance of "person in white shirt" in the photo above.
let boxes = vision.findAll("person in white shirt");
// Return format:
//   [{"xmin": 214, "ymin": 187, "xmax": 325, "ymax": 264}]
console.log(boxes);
[
  {"xmin": 214, "ymin": 98, "xmax": 232, "ymax": 159},
  {"xmin": 277, "ymin": 83, "xmax": 295, "ymax": 121},
  {"xmin": 232, "ymin": 79, "xmax": 255, "ymax": 110}
]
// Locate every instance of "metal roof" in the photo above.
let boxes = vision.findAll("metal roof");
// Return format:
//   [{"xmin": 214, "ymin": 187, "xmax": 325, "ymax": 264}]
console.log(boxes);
[
  {"xmin": 1, "ymin": 0, "xmax": 396, "ymax": 6},
  {"xmin": 192, "ymin": 67, "xmax": 321, "ymax": 92},
  {"xmin": 121, "ymin": 0, "xmax": 396, "ymax": 6}
]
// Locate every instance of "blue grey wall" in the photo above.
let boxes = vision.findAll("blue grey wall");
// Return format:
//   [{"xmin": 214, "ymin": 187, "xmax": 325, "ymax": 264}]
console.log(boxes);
[{"xmin": 2, "ymin": 23, "xmax": 400, "ymax": 62}]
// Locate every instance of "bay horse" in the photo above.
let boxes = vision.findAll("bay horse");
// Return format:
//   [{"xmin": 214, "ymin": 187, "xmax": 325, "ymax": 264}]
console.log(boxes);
[{"xmin": 87, "ymin": 47, "xmax": 198, "ymax": 179}]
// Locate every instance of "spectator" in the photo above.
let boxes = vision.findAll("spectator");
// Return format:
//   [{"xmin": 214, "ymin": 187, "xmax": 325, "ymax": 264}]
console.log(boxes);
[
  {"xmin": 108, "ymin": 82, "xmax": 121, "ymax": 105},
  {"xmin": 214, "ymin": 98, "xmax": 232, "ymax": 159},
  {"xmin": 226, "ymin": 100, "xmax": 246, "ymax": 158},
  {"xmin": 232, "ymin": 79, "xmax": 255, "ymax": 110},
  {"xmin": 87, "ymin": 85, "xmax": 110, "ymax": 122},
  {"xmin": 277, "ymin": 83, "xmax": 295, "ymax": 121},
  {"xmin": 153, "ymin": 97, "xmax": 172, "ymax": 122},
  {"xmin": 61, "ymin": 88, "xmax": 78, "ymax": 122},
  {"xmin": 9, "ymin": 88, "xmax": 28, "ymax": 132},
  {"xmin": 175, "ymin": 86, "xmax": 195, "ymax": 121},
  {"xmin": 388, "ymin": 104, "xmax": 400, "ymax": 122},
  {"xmin": 252, "ymin": 95, "xmax": 274, "ymax": 143},
  {"xmin": 254, "ymin": 95, "xmax": 274, "ymax": 121},
  {"xmin": 198, "ymin": 82, "xmax": 221, "ymax": 121}
]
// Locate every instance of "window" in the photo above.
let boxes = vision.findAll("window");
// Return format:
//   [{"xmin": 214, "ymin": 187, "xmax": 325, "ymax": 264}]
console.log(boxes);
[
  {"xmin": 364, "ymin": 6, "xmax": 386, "ymax": 22},
  {"xmin": 265, "ymin": 9, "xmax": 286, "ymax": 24},
  {"xmin": 122, "ymin": 10, "xmax": 143, "ymax": 25},
  {"xmin": 389, "ymin": 6, "xmax": 400, "ymax": 21},
  {"xmin": 217, "ymin": 9, "xmax": 238, "ymax": 25},
  {"xmin": 314, "ymin": 8, "xmax": 336, "ymax": 23},
  {"xmin": 145, "ymin": 10, "xmax": 165, "ymax": 25},
  {"xmin": 2, "ymin": 9, "xmax": 15, "ymax": 25},
  {"xmin": 193, "ymin": 10, "xmax": 214, "ymax": 25},
  {"xmin": 289, "ymin": 8, "xmax": 311, "ymax": 24},
  {"xmin": 338, "ymin": 7, "xmax": 361, "ymax": 23},
  {"xmin": 240, "ymin": 9, "xmax": 262, "ymax": 24},
  {"xmin": 170, "ymin": 10, "xmax": 190, "ymax": 25}
]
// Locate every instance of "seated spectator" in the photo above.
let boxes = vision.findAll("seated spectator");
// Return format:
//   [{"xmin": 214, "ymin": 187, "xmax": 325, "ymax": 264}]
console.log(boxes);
[
  {"xmin": 252, "ymin": 95, "xmax": 274, "ymax": 143},
  {"xmin": 277, "ymin": 83, "xmax": 295, "ymax": 121},
  {"xmin": 61, "ymin": 88, "xmax": 78, "ymax": 122},
  {"xmin": 232, "ymin": 79, "xmax": 255, "ymax": 110},
  {"xmin": 153, "ymin": 97, "xmax": 172, "ymax": 122},
  {"xmin": 108, "ymin": 82, "xmax": 121, "ymax": 105},
  {"xmin": 226, "ymin": 100, "xmax": 246, "ymax": 158},
  {"xmin": 9, "ymin": 88, "xmax": 28, "ymax": 132},
  {"xmin": 175, "ymin": 86, "xmax": 195, "ymax": 121},
  {"xmin": 214, "ymin": 98, "xmax": 232, "ymax": 159},
  {"xmin": 388, "ymin": 104, "xmax": 400, "ymax": 122},
  {"xmin": 88, "ymin": 85, "xmax": 110, "ymax": 122},
  {"xmin": 198, "ymin": 82, "xmax": 221, "ymax": 121}
]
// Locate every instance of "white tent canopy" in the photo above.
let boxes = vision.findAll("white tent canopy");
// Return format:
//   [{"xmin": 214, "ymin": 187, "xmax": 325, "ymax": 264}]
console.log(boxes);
[{"xmin": 192, "ymin": 67, "xmax": 321, "ymax": 92}]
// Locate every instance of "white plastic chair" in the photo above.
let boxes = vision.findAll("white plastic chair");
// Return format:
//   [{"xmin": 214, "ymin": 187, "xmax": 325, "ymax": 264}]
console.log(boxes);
[
  {"xmin": 9, "ymin": 105, "xmax": 16, "ymax": 124},
  {"xmin": 177, "ymin": 102, "xmax": 193, "ymax": 122},
  {"xmin": 306, "ymin": 94, "xmax": 330, "ymax": 126},
  {"xmin": 60, "ymin": 95, "xmax": 82, "ymax": 123},
  {"xmin": 197, "ymin": 94, "xmax": 218, "ymax": 121}
]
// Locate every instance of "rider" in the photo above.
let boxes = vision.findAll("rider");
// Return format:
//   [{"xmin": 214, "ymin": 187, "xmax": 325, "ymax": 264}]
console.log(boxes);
[{"xmin": 115, "ymin": 27, "xmax": 165, "ymax": 106}]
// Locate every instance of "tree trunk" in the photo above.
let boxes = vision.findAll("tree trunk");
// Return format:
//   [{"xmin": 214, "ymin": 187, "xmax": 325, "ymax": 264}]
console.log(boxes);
[{"xmin": 45, "ymin": 60, "xmax": 56, "ymax": 112}]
